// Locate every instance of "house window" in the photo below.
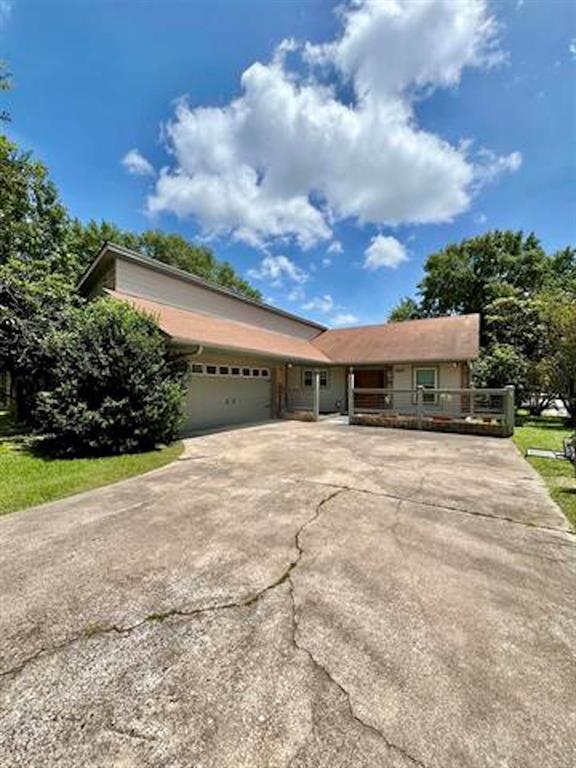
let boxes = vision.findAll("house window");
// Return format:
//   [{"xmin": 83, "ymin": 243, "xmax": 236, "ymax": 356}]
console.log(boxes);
[
  {"xmin": 206, "ymin": 365, "xmax": 217, "ymax": 376},
  {"xmin": 303, "ymin": 369, "xmax": 329, "ymax": 388},
  {"xmin": 414, "ymin": 367, "xmax": 438, "ymax": 403},
  {"xmin": 252, "ymin": 369, "xmax": 260, "ymax": 377},
  {"xmin": 190, "ymin": 363, "xmax": 204, "ymax": 375},
  {"xmin": 219, "ymin": 366, "xmax": 229, "ymax": 376},
  {"xmin": 242, "ymin": 368, "xmax": 251, "ymax": 377},
  {"xmin": 261, "ymin": 369, "xmax": 270, "ymax": 379},
  {"xmin": 231, "ymin": 367, "xmax": 240, "ymax": 376}
]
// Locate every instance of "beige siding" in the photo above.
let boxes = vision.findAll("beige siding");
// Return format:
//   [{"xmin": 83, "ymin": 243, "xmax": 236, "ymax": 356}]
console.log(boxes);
[
  {"xmin": 390, "ymin": 362, "xmax": 466, "ymax": 415},
  {"xmin": 286, "ymin": 365, "xmax": 346, "ymax": 412},
  {"xmin": 116, "ymin": 259, "xmax": 321, "ymax": 340}
]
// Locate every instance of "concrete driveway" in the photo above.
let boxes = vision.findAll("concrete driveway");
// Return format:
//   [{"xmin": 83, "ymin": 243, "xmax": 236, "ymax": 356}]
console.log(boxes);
[{"xmin": 1, "ymin": 420, "xmax": 575, "ymax": 768}]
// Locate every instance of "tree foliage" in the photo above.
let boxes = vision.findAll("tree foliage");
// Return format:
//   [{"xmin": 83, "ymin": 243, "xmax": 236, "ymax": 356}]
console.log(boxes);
[
  {"xmin": 418, "ymin": 231, "xmax": 550, "ymax": 320},
  {"xmin": 33, "ymin": 298, "xmax": 186, "ymax": 456},
  {"xmin": 0, "ymin": 136, "xmax": 74, "ymax": 273},
  {"xmin": 388, "ymin": 296, "xmax": 421, "ymax": 322},
  {"xmin": 0, "ymin": 258, "xmax": 76, "ymax": 417}
]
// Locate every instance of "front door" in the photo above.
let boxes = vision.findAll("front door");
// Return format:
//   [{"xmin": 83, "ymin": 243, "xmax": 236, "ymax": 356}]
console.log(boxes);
[{"xmin": 354, "ymin": 368, "xmax": 392, "ymax": 411}]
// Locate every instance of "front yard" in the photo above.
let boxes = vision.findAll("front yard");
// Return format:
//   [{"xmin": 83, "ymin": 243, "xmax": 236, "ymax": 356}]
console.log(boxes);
[
  {"xmin": 0, "ymin": 412, "xmax": 182, "ymax": 517},
  {"xmin": 513, "ymin": 415, "xmax": 576, "ymax": 529}
]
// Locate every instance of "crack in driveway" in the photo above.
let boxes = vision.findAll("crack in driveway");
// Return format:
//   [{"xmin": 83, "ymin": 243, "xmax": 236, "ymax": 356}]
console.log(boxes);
[
  {"xmin": 1, "ymin": 484, "xmax": 429, "ymax": 767},
  {"xmin": 300, "ymin": 478, "xmax": 575, "ymax": 539}
]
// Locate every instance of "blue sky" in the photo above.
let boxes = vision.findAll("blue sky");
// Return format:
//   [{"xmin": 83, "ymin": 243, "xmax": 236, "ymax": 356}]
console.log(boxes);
[{"xmin": 1, "ymin": 0, "xmax": 575, "ymax": 326}]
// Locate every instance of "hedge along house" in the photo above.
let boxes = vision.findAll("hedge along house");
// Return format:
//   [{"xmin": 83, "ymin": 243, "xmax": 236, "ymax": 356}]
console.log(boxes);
[{"xmin": 79, "ymin": 243, "xmax": 483, "ymax": 434}]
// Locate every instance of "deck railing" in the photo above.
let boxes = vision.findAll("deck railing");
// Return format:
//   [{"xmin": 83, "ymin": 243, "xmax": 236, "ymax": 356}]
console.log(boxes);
[{"xmin": 349, "ymin": 385, "xmax": 515, "ymax": 437}]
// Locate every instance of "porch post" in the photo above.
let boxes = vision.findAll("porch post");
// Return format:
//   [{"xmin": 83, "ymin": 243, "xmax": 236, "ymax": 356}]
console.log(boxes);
[
  {"xmin": 416, "ymin": 385, "xmax": 424, "ymax": 429},
  {"xmin": 503, "ymin": 385, "xmax": 515, "ymax": 437},
  {"xmin": 313, "ymin": 369, "xmax": 321, "ymax": 422},
  {"xmin": 348, "ymin": 367, "xmax": 355, "ymax": 422}
]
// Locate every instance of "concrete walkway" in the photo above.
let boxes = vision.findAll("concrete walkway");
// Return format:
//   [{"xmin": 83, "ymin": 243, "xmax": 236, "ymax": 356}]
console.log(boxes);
[{"xmin": 1, "ymin": 421, "xmax": 575, "ymax": 767}]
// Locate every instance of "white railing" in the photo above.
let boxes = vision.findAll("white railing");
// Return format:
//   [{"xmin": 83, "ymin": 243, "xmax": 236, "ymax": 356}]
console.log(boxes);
[{"xmin": 348, "ymin": 384, "xmax": 515, "ymax": 436}]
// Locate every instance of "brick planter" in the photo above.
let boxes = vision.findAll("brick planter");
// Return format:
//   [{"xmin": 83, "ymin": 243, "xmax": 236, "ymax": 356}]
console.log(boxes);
[{"xmin": 349, "ymin": 413, "xmax": 510, "ymax": 438}]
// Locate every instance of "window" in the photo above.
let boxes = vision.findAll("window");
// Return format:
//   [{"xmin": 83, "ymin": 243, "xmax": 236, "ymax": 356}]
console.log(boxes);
[
  {"xmin": 414, "ymin": 367, "xmax": 438, "ymax": 404},
  {"xmin": 219, "ymin": 366, "xmax": 229, "ymax": 376},
  {"xmin": 231, "ymin": 367, "xmax": 240, "ymax": 376},
  {"xmin": 261, "ymin": 369, "xmax": 270, "ymax": 379},
  {"xmin": 303, "ymin": 369, "xmax": 329, "ymax": 388},
  {"xmin": 190, "ymin": 363, "xmax": 204, "ymax": 375},
  {"xmin": 242, "ymin": 368, "xmax": 251, "ymax": 377},
  {"xmin": 252, "ymin": 369, "xmax": 260, "ymax": 377},
  {"xmin": 206, "ymin": 365, "xmax": 217, "ymax": 376}
]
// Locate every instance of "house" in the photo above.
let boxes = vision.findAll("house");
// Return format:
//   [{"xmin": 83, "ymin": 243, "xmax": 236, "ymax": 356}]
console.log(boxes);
[{"xmin": 79, "ymin": 242, "xmax": 480, "ymax": 433}]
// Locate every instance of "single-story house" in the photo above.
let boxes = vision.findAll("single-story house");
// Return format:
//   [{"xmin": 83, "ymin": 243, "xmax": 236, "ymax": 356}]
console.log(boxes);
[{"xmin": 79, "ymin": 242, "xmax": 480, "ymax": 433}]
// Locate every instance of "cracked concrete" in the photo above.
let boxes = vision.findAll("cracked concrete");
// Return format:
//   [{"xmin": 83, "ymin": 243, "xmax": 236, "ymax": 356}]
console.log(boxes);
[{"xmin": 1, "ymin": 420, "xmax": 575, "ymax": 767}]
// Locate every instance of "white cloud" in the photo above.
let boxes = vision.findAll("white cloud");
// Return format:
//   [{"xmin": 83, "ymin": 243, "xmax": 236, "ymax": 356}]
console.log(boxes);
[
  {"xmin": 331, "ymin": 312, "xmax": 359, "ymax": 327},
  {"xmin": 145, "ymin": 0, "xmax": 518, "ymax": 248},
  {"xmin": 122, "ymin": 148, "xmax": 155, "ymax": 177},
  {"xmin": 288, "ymin": 286, "xmax": 305, "ymax": 302},
  {"xmin": 248, "ymin": 254, "xmax": 308, "ymax": 286},
  {"xmin": 473, "ymin": 149, "xmax": 522, "ymax": 188},
  {"xmin": 303, "ymin": 294, "xmax": 334, "ymax": 313},
  {"xmin": 474, "ymin": 211, "xmax": 487, "ymax": 225},
  {"xmin": 327, "ymin": 240, "xmax": 343, "ymax": 255},
  {"xmin": 363, "ymin": 235, "xmax": 408, "ymax": 270},
  {"xmin": 570, "ymin": 39, "xmax": 576, "ymax": 60},
  {"xmin": 321, "ymin": 257, "xmax": 332, "ymax": 267}
]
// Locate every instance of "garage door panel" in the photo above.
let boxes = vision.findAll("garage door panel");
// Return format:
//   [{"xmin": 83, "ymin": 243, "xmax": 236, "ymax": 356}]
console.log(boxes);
[{"xmin": 183, "ymin": 375, "xmax": 272, "ymax": 431}]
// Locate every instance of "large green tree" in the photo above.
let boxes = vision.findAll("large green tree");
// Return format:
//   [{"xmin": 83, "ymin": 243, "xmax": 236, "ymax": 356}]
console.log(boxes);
[
  {"xmin": 418, "ymin": 231, "xmax": 550, "ymax": 320},
  {"xmin": 0, "ymin": 136, "xmax": 74, "ymax": 273}
]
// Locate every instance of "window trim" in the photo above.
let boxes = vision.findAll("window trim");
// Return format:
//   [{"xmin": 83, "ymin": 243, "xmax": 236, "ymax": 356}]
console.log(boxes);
[{"xmin": 302, "ymin": 368, "xmax": 329, "ymax": 389}]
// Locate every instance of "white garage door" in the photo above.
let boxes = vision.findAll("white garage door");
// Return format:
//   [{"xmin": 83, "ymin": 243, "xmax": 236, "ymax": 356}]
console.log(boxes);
[{"xmin": 182, "ymin": 362, "xmax": 272, "ymax": 432}]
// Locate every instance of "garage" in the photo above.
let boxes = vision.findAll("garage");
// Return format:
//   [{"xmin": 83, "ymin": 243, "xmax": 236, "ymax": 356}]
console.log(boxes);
[{"xmin": 182, "ymin": 360, "xmax": 272, "ymax": 432}]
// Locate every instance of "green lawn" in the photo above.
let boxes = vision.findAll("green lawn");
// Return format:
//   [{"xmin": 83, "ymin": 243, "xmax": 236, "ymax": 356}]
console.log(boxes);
[
  {"xmin": 513, "ymin": 415, "xmax": 576, "ymax": 530},
  {"xmin": 0, "ymin": 413, "xmax": 183, "ymax": 517}
]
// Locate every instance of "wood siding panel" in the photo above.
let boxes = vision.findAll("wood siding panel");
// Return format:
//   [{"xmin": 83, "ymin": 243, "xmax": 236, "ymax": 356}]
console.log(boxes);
[{"xmin": 116, "ymin": 259, "xmax": 320, "ymax": 340}]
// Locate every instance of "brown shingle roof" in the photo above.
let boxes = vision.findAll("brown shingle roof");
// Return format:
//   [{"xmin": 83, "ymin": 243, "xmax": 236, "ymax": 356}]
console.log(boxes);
[
  {"xmin": 110, "ymin": 291, "xmax": 479, "ymax": 365},
  {"xmin": 109, "ymin": 291, "xmax": 331, "ymax": 363},
  {"xmin": 312, "ymin": 314, "xmax": 480, "ymax": 364}
]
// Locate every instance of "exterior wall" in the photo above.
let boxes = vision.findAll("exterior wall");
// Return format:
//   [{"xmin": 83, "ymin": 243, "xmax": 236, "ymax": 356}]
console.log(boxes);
[
  {"xmin": 181, "ymin": 349, "xmax": 275, "ymax": 432},
  {"xmin": 389, "ymin": 361, "xmax": 466, "ymax": 415},
  {"xmin": 116, "ymin": 259, "xmax": 321, "ymax": 340},
  {"xmin": 286, "ymin": 365, "xmax": 346, "ymax": 413}
]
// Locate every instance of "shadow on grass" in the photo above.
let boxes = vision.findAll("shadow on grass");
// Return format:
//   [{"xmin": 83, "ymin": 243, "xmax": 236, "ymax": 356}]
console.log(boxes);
[{"xmin": 516, "ymin": 414, "xmax": 572, "ymax": 431}]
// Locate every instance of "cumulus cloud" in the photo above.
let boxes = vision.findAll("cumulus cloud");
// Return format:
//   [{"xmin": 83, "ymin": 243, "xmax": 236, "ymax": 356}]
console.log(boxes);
[
  {"xmin": 570, "ymin": 38, "xmax": 576, "ymax": 60},
  {"xmin": 122, "ymin": 148, "xmax": 155, "ymax": 177},
  {"xmin": 364, "ymin": 235, "xmax": 408, "ymax": 270},
  {"xmin": 248, "ymin": 254, "xmax": 308, "ymax": 286},
  {"xmin": 145, "ymin": 0, "xmax": 518, "ymax": 248},
  {"xmin": 331, "ymin": 312, "xmax": 359, "ymax": 326},
  {"xmin": 303, "ymin": 294, "xmax": 335, "ymax": 313}
]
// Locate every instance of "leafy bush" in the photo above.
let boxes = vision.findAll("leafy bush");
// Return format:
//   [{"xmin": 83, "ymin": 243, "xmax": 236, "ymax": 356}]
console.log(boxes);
[{"xmin": 33, "ymin": 298, "xmax": 186, "ymax": 456}]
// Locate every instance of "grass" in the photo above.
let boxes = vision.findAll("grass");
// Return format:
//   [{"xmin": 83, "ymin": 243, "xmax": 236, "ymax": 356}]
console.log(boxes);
[
  {"xmin": 513, "ymin": 415, "xmax": 576, "ymax": 530},
  {"xmin": 0, "ymin": 411, "xmax": 183, "ymax": 517}
]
